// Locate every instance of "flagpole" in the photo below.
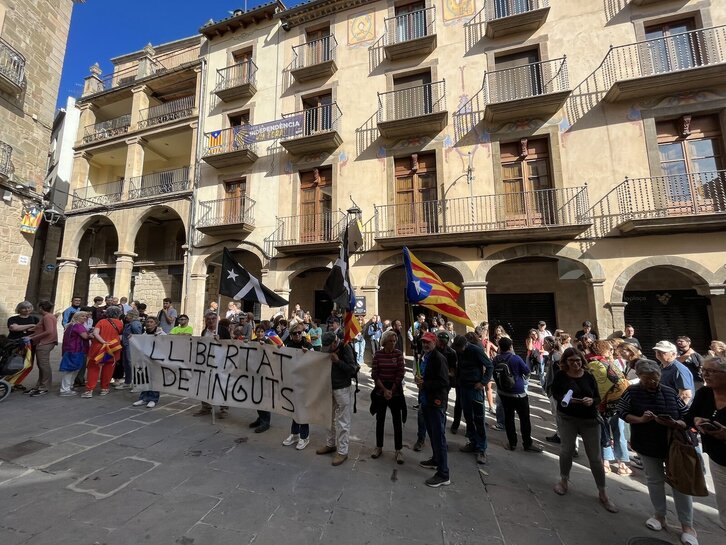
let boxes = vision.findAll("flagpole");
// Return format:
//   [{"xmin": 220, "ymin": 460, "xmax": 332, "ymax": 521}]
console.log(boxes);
[{"xmin": 405, "ymin": 289, "xmax": 419, "ymax": 377}]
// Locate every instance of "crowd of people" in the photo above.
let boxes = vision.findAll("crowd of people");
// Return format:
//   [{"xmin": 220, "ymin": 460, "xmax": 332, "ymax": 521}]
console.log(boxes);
[{"xmin": 2, "ymin": 297, "xmax": 726, "ymax": 540}]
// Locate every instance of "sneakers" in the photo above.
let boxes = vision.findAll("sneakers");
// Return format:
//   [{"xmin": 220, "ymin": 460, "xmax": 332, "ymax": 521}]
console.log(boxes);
[
  {"xmin": 30, "ymin": 389, "xmax": 48, "ymax": 397},
  {"xmin": 113, "ymin": 383, "xmax": 131, "ymax": 390},
  {"xmin": 316, "ymin": 445, "xmax": 336, "ymax": 455},
  {"xmin": 99, "ymin": 389, "xmax": 110, "ymax": 396},
  {"xmin": 24, "ymin": 388, "xmax": 39, "ymax": 396},
  {"xmin": 80, "ymin": 391, "xmax": 92, "ymax": 398},
  {"xmin": 282, "ymin": 434, "xmax": 299, "ymax": 446},
  {"xmin": 332, "ymin": 453, "xmax": 348, "ymax": 466},
  {"xmin": 546, "ymin": 434, "xmax": 561, "ymax": 444},
  {"xmin": 524, "ymin": 444, "xmax": 544, "ymax": 453},
  {"xmin": 413, "ymin": 439, "xmax": 425, "ymax": 452},
  {"xmin": 59, "ymin": 391, "xmax": 77, "ymax": 397},
  {"xmin": 395, "ymin": 450, "xmax": 404, "ymax": 465},
  {"xmin": 371, "ymin": 447, "xmax": 382, "ymax": 459},
  {"xmin": 254, "ymin": 424, "xmax": 270, "ymax": 434},
  {"xmin": 425, "ymin": 474, "xmax": 451, "ymax": 488},
  {"xmin": 295, "ymin": 438, "xmax": 309, "ymax": 450},
  {"xmin": 419, "ymin": 458, "xmax": 437, "ymax": 469},
  {"xmin": 146, "ymin": 401, "xmax": 156, "ymax": 408},
  {"xmin": 459, "ymin": 443, "xmax": 477, "ymax": 453},
  {"xmin": 132, "ymin": 400, "xmax": 146, "ymax": 406},
  {"xmin": 476, "ymin": 452, "xmax": 488, "ymax": 465}
]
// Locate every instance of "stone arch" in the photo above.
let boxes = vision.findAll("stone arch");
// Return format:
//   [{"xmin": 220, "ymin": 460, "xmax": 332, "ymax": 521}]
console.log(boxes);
[
  {"xmin": 277, "ymin": 256, "xmax": 335, "ymax": 291},
  {"xmin": 475, "ymin": 243, "xmax": 605, "ymax": 281},
  {"xmin": 610, "ymin": 256, "xmax": 717, "ymax": 304},
  {"xmin": 365, "ymin": 250, "xmax": 475, "ymax": 288},
  {"xmin": 62, "ymin": 213, "xmax": 119, "ymax": 258},
  {"xmin": 120, "ymin": 204, "xmax": 188, "ymax": 252},
  {"xmin": 190, "ymin": 241, "xmax": 267, "ymax": 277}
]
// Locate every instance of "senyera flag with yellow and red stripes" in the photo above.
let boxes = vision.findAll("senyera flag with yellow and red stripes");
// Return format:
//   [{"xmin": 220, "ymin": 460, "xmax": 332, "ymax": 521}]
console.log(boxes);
[{"xmin": 403, "ymin": 246, "xmax": 474, "ymax": 328}]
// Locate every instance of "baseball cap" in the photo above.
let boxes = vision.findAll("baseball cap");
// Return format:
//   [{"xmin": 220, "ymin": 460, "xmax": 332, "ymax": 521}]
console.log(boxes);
[
  {"xmin": 436, "ymin": 331, "xmax": 451, "ymax": 343},
  {"xmin": 538, "ymin": 321, "xmax": 546, "ymax": 326},
  {"xmin": 321, "ymin": 331, "xmax": 337, "ymax": 346},
  {"xmin": 653, "ymin": 340, "xmax": 677, "ymax": 353},
  {"xmin": 421, "ymin": 332, "xmax": 437, "ymax": 343}
]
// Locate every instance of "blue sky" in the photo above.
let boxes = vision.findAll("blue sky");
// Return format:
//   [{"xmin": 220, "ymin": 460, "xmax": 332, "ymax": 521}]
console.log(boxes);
[{"xmin": 59, "ymin": 0, "xmax": 303, "ymax": 106}]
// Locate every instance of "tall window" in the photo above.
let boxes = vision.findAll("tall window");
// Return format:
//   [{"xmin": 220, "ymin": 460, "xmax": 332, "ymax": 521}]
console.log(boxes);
[
  {"xmin": 231, "ymin": 48, "xmax": 253, "ymax": 83},
  {"xmin": 394, "ymin": 152, "xmax": 437, "ymax": 234},
  {"xmin": 493, "ymin": 49, "xmax": 541, "ymax": 101},
  {"xmin": 224, "ymin": 177, "xmax": 247, "ymax": 221},
  {"xmin": 657, "ymin": 114, "xmax": 724, "ymax": 212},
  {"xmin": 302, "ymin": 93, "xmax": 333, "ymax": 136},
  {"xmin": 500, "ymin": 138, "xmax": 554, "ymax": 224},
  {"xmin": 392, "ymin": 71, "xmax": 432, "ymax": 119},
  {"xmin": 645, "ymin": 19, "xmax": 700, "ymax": 75},
  {"xmin": 306, "ymin": 26, "xmax": 331, "ymax": 65},
  {"xmin": 394, "ymin": 1, "xmax": 427, "ymax": 42},
  {"xmin": 299, "ymin": 166, "xmax": 333, "ymax": 242}
]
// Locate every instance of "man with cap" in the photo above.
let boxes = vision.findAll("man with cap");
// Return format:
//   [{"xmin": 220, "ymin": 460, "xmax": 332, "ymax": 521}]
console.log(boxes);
[
  {"xmin": 316, "ymin": 331, "xmax": 359, "ymax": 466},
  {"xmin": 417, "ymin": 331, "xmax": 451, "ymax": 487},
  {"xmin": 653, "ymin": 340, "xmax": 694, "ymax": 405}
]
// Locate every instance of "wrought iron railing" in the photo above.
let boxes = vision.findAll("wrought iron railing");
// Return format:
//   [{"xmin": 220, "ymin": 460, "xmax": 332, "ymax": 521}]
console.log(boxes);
[
  {"xmin": 0, "ymin": 140, "xmax": 12, "ymax": 178},
  {"xmin": 213, "ymin": 60, "xmax": 257, "ymax": 93},
  {"xmin": 202, "ymin": 126, "xmax": 257, "ymax": 157},
  {"xmin": 283, "ymin": 103, "xmax": 342, "ymax": 138},
  {"xmin": 589, "ymin": 171, "xmax": 726, "ymax": 236},
  {"xmin": 264, "ymin": 210, "xmax": 347, "ymax": 255},
  {"xmin": 479, "ymin": 0, "xmax": 549, "ymax": 23},
  {"xmin": 0, "ymin": 38, "xmax": 25, "ymax": 90},
  {"xmin": 483, "ymin": 57, "xmax": 568, "ymax": 103},
  {"xmin": 138, "ymin": 96, "xmax": 195, "ymax": 129},
  {"xmin": 82, "ymin": 114, "xmax": 132, "ymax": 144},
  {"xmin": 374, "ymin": 187, "xmax": 589, "ymax": 238},
  {"xmin": 128, "ymin": 167, "xmax": 190, "ymax": 200},
  {"xmin": 71, "ymin": 180, "xmax": 124, "ymax": 209},
  {"xmin": 197, "ymin": 196, "xmax": 256, "ymax": 229},
  {"xmin": 567, "ymin": 25, "xmax": 726, "ymax": 123},
  {"xmin": 292, "ymin": 35, "xmax": 337, "ymax": 69},
  {"xmin": 378, "ymin": 80, "xmax": 446, "ymax": 123},
  {"xmin": 385, "ymin": 7, "xmax": 436, "ymax": 45}
]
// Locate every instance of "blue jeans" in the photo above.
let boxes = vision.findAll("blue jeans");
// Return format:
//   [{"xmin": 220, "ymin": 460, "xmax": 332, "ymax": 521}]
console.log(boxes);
[
  {"xmin": 291, "ymin": 420, "xmax": 309, "ymax": 439},
  {"xmin": 354, "ymin": 339, "xmax": 365, "ymax": 365},
  {"xmin": 460, "ymin": 386, "xmax": 487, "ymax": 452},
  {"xmin": 496, "ymin": 399, "xmax": 505, "ymax": 426},
  {"xmin": 122, "ymin": 350, "xmax": 132, "ymax": 385},
  {"xmin": 139, "ymin": 390, "xmax": 159, "ymax": 403},
  {"xmin": 417, "ymin": 404, "xmax": 427, "ymax": 442},
  {"xmin": 603, "ymin": 414, "xmax": 629, "ymax": 462},
  {"xmin": 422, "ymin": 405, "xmax": 449, "ymax": 479}
]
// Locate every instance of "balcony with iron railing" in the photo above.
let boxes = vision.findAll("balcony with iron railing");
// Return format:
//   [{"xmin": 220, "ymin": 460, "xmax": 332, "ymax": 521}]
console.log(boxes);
[
  {"xmin": 0, "ymin": 37, "xmax": 25, "ymax": 95},
  {"xmin": 264, "ymin": 210, "xmax": 348, "ymax": 257},
  {"xmin": 280, "ymin": 103, "xmax": 343, "ymax": 155},
  {"xmin": 137, "ymin": 96, "xmax": 195, "ymax": 130},
  {"xmin": 82, "ymin": 114, "xmax": 132, "ymax": 145},
  {"xmin": 71, "ymin": 180, "xmax": 124, "ymax": 210},
  {"xmin": 377, "ymin": 80, "xmax": 448, "ymax": 138},
  {"xmin": 291, "ymin": 35, "xmax": 338, "ymax": 82},
  {"xmin": 588, "ymin": 171, "xmax": 726, "ymax": 237},
  {"xmin": 373, "ymin": 186, "xmax": 591, "ymax": 248},
  {"xmin": 197, "ymin": 196, "xmax": 256, "ymax": 236},
  {"xmin": 467, "ymin": 1, "xmax": 550, "ymax": 40},
  {"xmin": 213, "ymin": 60, "xmax": 257, "ymax": 102},
  {"xmin": 201, "ymin": 126, "xmax": 258, "ymax": 168},
  {"xmin": 601, "ymin": 25, "xmax": 726, "ymax": 102},
  {"xmin": 128, "ymin": 167, "xmax": 190, "ymax": 200},
  {"xmin": 384, "ymin": 7, "xmax": 437, "ymax": 61},
  {"xmin": 0, "ymin": 140, "xmax": 12, "ymax": 179},
  {"xmin": 482, "ymin": 57, "xmax": 570, "ymax": 122}
]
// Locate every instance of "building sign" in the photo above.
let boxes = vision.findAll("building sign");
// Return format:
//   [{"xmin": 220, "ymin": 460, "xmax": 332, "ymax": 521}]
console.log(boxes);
[
  {"xmin": 246, "ymin": 115, "xmax": 303, "ymax": 142},
  {"xmin": 354, "ymin": 296, "xmax": 366, "ymax": 315}
]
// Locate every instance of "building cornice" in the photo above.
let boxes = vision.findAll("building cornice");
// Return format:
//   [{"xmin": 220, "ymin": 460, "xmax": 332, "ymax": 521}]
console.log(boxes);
[
  {"xmin": 111, "ymin": 35, "xmax": 202, "ymax": 65},
  {"xmin": 277, "ymin": 0, "xmax": 374, "ymax": 29},
  {"xmin": 200, "ymin": 1, "xmax": 286, "ymax": 38}
]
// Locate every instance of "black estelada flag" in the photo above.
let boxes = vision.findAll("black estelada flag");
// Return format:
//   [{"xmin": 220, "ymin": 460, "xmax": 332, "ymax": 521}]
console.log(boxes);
[
  {"xmin": 323, "ymin": 225, "xmax": 353, "ymax": 310},
  {"xmin": 220, "ymin": 248, "xmax": 288, "ymax": 307}
]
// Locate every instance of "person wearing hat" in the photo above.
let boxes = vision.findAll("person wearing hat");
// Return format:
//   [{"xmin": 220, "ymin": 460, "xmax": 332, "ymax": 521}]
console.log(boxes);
[
  {"xmin": 653, "ymin": 340, "xmax": 694, "ymax": 406},
  {"xmin": 316, "ymin": 331, "xmax": 358, "ymax": 466},
  {"xmin": 416, "ymin": 331, "xmax": 451, "ymax": 487}
]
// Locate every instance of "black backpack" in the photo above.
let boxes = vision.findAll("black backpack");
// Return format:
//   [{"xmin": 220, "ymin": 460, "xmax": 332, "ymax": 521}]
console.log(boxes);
[{"xmin": 493, "ymin": 355, "xmax": 516, "ymax": 392}]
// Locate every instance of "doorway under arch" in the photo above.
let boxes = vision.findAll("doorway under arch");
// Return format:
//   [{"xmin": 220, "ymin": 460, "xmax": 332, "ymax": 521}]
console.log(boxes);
[
  {"xmin": 75, "ymin": 217, "xmax": 119, "ymax": 302},
  {"xmin": 289, "ymin": 267, "xmax": 333, "ymax": 324}
]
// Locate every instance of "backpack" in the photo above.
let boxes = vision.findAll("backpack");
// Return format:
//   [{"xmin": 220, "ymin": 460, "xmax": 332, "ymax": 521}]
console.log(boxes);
[
  {"xmin": 602, "ymin": 361, "xmax": 629, "ymax": 405},
  {"xmin": 493, "ymin": 355, "xmax": 516, "ymax": 392}
]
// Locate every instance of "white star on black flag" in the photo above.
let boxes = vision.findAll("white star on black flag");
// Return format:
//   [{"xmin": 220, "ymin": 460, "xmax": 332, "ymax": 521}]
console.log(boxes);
[{"xmin": 219, "ymin": 248, "xmax": 288, "ymax": 307}]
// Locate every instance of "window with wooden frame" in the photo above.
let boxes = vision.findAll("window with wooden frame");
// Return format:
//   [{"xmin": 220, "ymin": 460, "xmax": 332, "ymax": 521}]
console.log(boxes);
[
  {"xmin": 223, "ymin": 177, "xmax": 247, "ymax": 222},
  {"xmin": 299, "ymin": 166, "xmax": 334, "ymax": 242},
  {"xmin": 394, "ymin": 1, "xmax": 427, "ymax": 42},
  {"xmin": 305, "ymin": 25, "xmax": 331, "ymax": 65},
  {"xmin": 231, "ymin": 47, "xmax": 253, "ymax": 83},
  {"xmin": 393, "ymin": 152, "xmax": 438, "ymax": 235},
  {"xmin": 656, "ymin": 114, "xmax": 725, "ymax": 213},
  {"xmin": 392, "ymin": 71, "xmax": 432, "ymax": 119},
  {"xmin": 493, "ymin": 48, "xmax": 541, "ymax": 101},
  {"xmin": 302, "ymin": 92, "xmax": 333, "ymax": 136},
  {"xmin": 499, "ymin": 138, "xmax": 555, "ymax": 225},
  {"xmin": 228, "ymin": 111, "xmax": 249, "ymax": 128},
  {"xmin": 644, "ymin": 19, "xmax": 700, "ymax": 75}
]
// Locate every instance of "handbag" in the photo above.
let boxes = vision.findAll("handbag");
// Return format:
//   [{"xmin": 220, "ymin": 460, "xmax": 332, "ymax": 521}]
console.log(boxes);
[{"xmin": 665, "ymin": 428, "xmax": 708, "ymax": 497}]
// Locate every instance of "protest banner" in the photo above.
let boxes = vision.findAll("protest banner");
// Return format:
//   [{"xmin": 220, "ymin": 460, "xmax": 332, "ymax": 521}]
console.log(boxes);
[
  {"xmin": 246, "ymin": 115, "xmax": 303, "ymax": 142},
  {"xmin": 129, "ymin": 336, "xmax": 332, "ymax": 426}
]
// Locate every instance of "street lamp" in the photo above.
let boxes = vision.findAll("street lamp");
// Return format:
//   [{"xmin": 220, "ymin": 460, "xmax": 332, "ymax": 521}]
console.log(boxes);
[{"xmin": 43, "ymin": 207, "xmax": 63, "ymax": 225}]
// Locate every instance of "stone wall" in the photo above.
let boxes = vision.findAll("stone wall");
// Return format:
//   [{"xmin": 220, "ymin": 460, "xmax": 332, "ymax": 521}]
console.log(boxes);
[{"xmin": 132, "ymin": 266, "xmax": 179, "ymax": 315}]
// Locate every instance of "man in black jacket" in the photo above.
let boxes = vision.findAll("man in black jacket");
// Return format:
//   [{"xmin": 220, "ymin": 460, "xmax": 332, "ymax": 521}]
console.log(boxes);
[
  {"xmin": 452, "ymin": 335, "xmax": 492, "ymax": 464},
  {"xmin": 316, "ymin": 332, "xmax": 358, "ymax": 466},
  {"xmin": 416, "ymin": 331, "xmax": 451, "ymax": 487}
]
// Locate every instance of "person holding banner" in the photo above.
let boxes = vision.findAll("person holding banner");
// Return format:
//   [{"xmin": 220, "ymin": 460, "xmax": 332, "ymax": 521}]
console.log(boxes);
[
  {"xmin": 249, "ymin": 325, "xmax": 273, "ymax": 433},
  {"xmin": 193, "ymin": 311, "xmax": 231, "ymax": 418},
  {"xmin": 82, "ymin": 306, "xmax": 123, "ymax": 398},
  {"xmin": 316, "ymin": 332, "xmax": 358, "ymax": 466},
  {"xmin": 282, "ymin": 324, "xmax": 314, "ymax": 448},
  {"xmin": 132, "ymin": 316, "xmax": 165, "ymax": 408}
]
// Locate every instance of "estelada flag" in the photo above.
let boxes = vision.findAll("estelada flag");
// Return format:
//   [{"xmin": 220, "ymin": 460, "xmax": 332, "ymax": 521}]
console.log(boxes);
[{"xmin": 403, "ymin": 246, "xmax": 474, "ymax": 328}]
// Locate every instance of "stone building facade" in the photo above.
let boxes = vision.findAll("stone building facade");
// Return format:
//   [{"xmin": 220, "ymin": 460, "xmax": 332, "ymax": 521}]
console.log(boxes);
[
  {"xmin": 0, "ymin": 0, "xmax": 75, "ymax": 326},
  {"xmin": 56, "ymin": 0, "xmax": 726, "ymax": 354}
]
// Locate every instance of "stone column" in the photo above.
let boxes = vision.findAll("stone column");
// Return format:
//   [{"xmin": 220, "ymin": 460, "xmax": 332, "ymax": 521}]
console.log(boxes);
[
  {"xmin": 114, "ymin": 251, "xmax": 136, "ymax": 300},
  {"xmin": 461, "ymin": 281, "xmax": 488, "ymax": 329},
  {"xmin": 130, "ymin": 84, "xmax": 152, "ymax": 130},
  {"xmin": 70, "ymin": 151, "xmax": 92, "ymax": 194},
  {"xmin": 360, "ymin": 285, "xmax": 379, "ymax": 316},
  {"xmin": 55, "ymin": 257, "xmax": 81, "ymax": 306},
  {"xmin": 123, "ymin": 137, "xmax": 146, "ymax": 200},
  {"xmin": 607, "ymin": 302, "xmax": 628, "ymax": 336},
  {"xmin": 588, "ymin": 278, "xmax": 609, "ymax": 338},
  {"xmin": 187, "ymin": 272, "xmax": 208, "ymax": 333}
]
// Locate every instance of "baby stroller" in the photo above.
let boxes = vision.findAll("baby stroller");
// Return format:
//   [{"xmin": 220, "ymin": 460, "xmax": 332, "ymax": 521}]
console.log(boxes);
[{"xmin": 0, "ymin": 338, "xmax": 33, "ymax": 402}]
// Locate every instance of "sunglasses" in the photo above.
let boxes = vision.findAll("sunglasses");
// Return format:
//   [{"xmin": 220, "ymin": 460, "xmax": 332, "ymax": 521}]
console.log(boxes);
[{"xmin": 291, "ymin": 331, "xmax": 303, "ymax": 335}]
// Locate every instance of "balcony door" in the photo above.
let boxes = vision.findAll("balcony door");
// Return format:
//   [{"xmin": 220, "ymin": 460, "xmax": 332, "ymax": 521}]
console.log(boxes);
[
  {"xmin": 394, "ymin": 153, "xmax": 438, "ymax": 235},
  {"xmin": 231, "ymin": 48, "xmax": 252, "ymax": 84},
  {"xmin": 644, "ymin": 19, "xmax": 700, "ymax": 75},
  {"xmin": 395, "ymin": 1, "xmax": 427, "ymax": 43},
  {"xmin": 303, "ymin": 93, "xmax": 332, "ymax": 136},
  {"xmin": 306, "ymin": 27, "xmax": 331, "ymax": 65},
  {"xmin": 224, "ymin": 178, "xmax": 246, "ymax": 222},
  {"xmin": 500, "ymin": 138, "xmax": 555, "ymax": 226},
  {"xmin": 493, "ymin": 49, "xmax": 541, "ymax": 102},
  {"xmin": 494, "ymin": 0, "xmax": 533, "ymax": 19},
  {"xmin": 657, "ymin": 115, "xmax": 724, "ymax": 214},
  {"xmin": 300, "ymin": 167, "xmax": 333, "ymax": 242},
  {"xmin": 228, "ymin": 111, "xmax": 250, "ymax": 151},
  {"xmin": 392, "ymin": 71, "xmax": 432, "ymax": 120}
]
